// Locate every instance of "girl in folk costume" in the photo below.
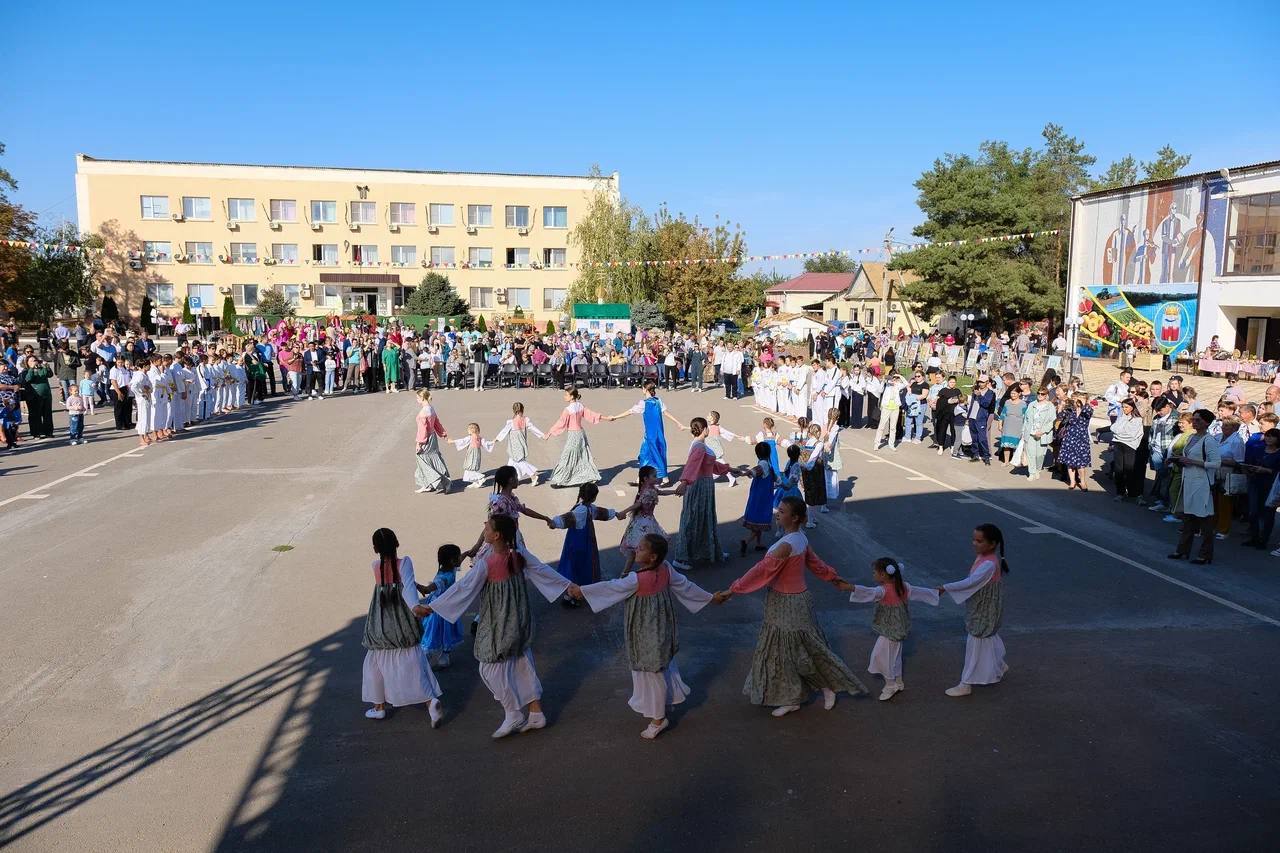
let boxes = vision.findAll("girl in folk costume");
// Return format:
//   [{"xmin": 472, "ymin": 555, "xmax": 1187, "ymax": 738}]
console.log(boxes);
[
  {"xmin": 605, "ymin": 381, "xmax": 685, "ymax": 485},
  {"xmin": 618, "ymin": 465, "xmax": 680, "ymax": 576},
  {"xmin": 822, "ymin": 408, "xmax": 844, "ymax": 498},
  {"xmin": 545, "ymin": 387, "xmax": 603, "ymax": 487},
  {"xmin": 712, "ymin": 497, "xmax": 867, "ymax": 716},
  {"xmin": 361, "ymin": 528, "xmax": 443, "ymax": 726},
  {"xmin": 673, "ymin": 417, "xmax": 748, "ymax": 565},
  {"xmin": 463, "ymin": 466, "xmax": 554, "ymax": 560},
  {"xmin": 453, "ymin": 422, "xmax": 495, "ymax": 489},
  {"xmin": 494, "ymin": 401, "xmax": 545, "ymax": 484},
  {"xmin": 569, "ymin": 533, "xmax": 714, "ymax": 740},
  {"xmin": 419, "ymin": 516, "xmax": 570, "ymax": 738},
  {"xmin": 756, "ymin": 416, "xmax": 785, "ymax": 476},
  {"xmin": 789, "ymin": 415, "xmax": 810, "ymax": 446},
  {"xmin": 847, "ymin": 557, "xmax": 939, "ymax": 701},
  {"xmin": 549, "ymin": 482, "xmax": 623, "ymax": 603},
  {"xmin": 413, "ymin": 390, "xmax": 452, "ymax": 494},
  {"xmin": 705, "ymin": 410, "xmax": 746, "ymax": 484},
  {"xmin": 773, "ymin": 443, "xmax": 804, "ymax": 512},
  {"xmin": 419, "ymin": 544, "xmax": 466, "ymax": 669},
  {"xmin": 740, "ymin": 441, "xmax": 778, "ymax": 556},
  {"xmin": 935, "ymin": 523, "xmax": 1011, "ymax": 697},
  {"xmin": 800, "ymin": 424, "xmax": 829, "ymax": 522}
]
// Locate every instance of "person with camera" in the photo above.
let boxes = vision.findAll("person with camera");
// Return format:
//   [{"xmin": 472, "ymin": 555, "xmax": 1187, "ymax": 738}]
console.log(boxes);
[
  {"xmin": 21, "ymin": 355, "xmax": 55, "ymax": 439},
  {"xmin": 1168, "ymin": 409, "xmax": 1221, "ymax": 565}
]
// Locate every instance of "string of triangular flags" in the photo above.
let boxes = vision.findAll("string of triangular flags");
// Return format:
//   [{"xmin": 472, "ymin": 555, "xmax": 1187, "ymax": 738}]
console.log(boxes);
[
  {"xmin": 574, "ymin": 229, "xmax": 1060, "ymax": 268},
  {"xmin": 0, "ymin": 227, "xmax": 1059, "ymax": 264}
]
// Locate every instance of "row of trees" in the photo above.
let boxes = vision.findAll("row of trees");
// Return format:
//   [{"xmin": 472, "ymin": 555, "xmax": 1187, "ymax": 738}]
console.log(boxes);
[
  {"xmin": 0, "ymin": 143, "xmax": 101, "ymax": 325},
  {"xmin": 890, "ymin": 124, "xmax": 1191, "ymax": 328}
]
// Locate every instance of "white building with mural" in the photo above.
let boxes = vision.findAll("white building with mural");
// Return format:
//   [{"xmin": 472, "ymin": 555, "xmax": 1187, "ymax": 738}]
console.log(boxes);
[{"xmin": 1067, "ymin": 160, "xmax": 1280, "ymax": 360}]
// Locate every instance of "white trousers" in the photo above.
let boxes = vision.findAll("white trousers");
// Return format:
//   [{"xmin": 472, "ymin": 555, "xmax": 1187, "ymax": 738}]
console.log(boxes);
[
  {"xmin": 478, "ymin": 650, "xmax": 542, "ymax": 712},
  {"xmin": 152, "ymin": 397, "xmax": 169, "ymax": 431},
  {"xmin": 628, "ymin": 661, "xmax": 691, "ymax": 719},
  {"xmin": 135, "ymin": 398, "xmax": 153, "ymax": 436}
]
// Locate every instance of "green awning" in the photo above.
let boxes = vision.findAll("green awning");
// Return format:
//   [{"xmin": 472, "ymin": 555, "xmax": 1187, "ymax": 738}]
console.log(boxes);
[{"xmin": 572, "ymin": 303, "xmax": 631, "ymax": 320}]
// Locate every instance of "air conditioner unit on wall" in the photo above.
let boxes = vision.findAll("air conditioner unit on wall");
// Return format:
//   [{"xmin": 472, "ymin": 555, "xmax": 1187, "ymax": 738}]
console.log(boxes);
[
  {"xmin": 466, "ymin": 225, "xmax": 477, "ymax": 235},
  {"xmin": 171, "ymin": 212, "xmax": 185, "ymax": 222},
  {"xmin": 269, "ymin": 220, "xmax": 282, "ymax": 230},
  {"xmin": 517, "ymin": 227, "xmax": 529, "ymax": 236},
  {"xmin": 349, "ymin": 223, "xmax": 361, "ymax": 232},
  {"xmin": 226, "ymin": 221, "xmax": 238, "ymax": 231},
  {"xmin": 427, "ymin": 225, "xmax": 439, "ymax": 234},
  {"xmin": 389, "ymin": 223, "xmax": 400, "ymax": 233},
  {"xmin": 311, "ymin": 222, "xmax": 323, "ymax": 232}
]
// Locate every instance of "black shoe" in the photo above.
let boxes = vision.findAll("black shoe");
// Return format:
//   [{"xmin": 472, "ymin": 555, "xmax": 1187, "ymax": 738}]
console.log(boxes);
[
  {"xmin": 1190, "ymin": 557, "xmax": 1212, "ymax": 565},
  {"xmin": 1167, "ymin": 552, "xmax": 1187, "ymax": 560}
]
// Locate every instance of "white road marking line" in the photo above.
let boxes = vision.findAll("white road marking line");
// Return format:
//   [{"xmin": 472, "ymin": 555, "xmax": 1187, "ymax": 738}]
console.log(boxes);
[
  {"xmin": 1020, "ymin": 525, "xmax": 1057, "ymax": 534},
  {"xmin": 848, "ymin": 446, "xmax": 1280, "ymax": 629},
  {"xmin": 71, "ymin": 472, "xmax": 100, "ymax": 477},
  {"xmin": 0, "ymin": 445, "xmax": 149, "ymax": 509},
  {"xmin": 955, "ymin": 497, "xmax": 984, "ymax": 504},
  {"xmin": 615, "ymin": 489, "xmax": 626, "ymax": 497},
  {"xmin": 907, "ymin": 476, "xmax": 931, "ymax": 481}
]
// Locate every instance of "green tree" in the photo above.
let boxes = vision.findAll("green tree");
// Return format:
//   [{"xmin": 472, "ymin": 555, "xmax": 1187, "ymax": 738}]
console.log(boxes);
[
  {"xmin": 545, "ymin": 319, "xmax": 555, "ymax": 334},
  {"xmin": 404, "ymin": 272, "xmax": 467, "ymax": 317},
  {"xmin": 630, "ymin": 299, "xmax": 666, "ymax": 330},
  {"xmin": 0, "ymin": 142, "xmax": 37, "ymax": 314},
  {"xmin": 1091, "ymin": 155, "xmax": 1138, "ymax": 191},
  {"xmin": 648, "ymin": 206, "xmax": 747, "ymax": 326},
  {"xmin": 1142, "ymin": 145, "xmax": 1192, "ymax": 181},
  {"xmin": 221, "ymin": 295, "xmax": 236, "ymax": 331},
  {"xmin": 12, "ymin": 224, "xmax": 101, "ymax": 324},
  {"xmin": 566, "ymin": 165, "xmax": 655, "ymax": 306},
  {"xmin": 891, "ymin": 124, "xmax": 1093, "ymax": 326},
  {"xmin": 803, "ymin": 253, "xmax": 857, "ymax": 273},
  {"xmin": 181, "ymin": 294, "xmax": 195, "ymax": 325},
  {"xmin": 476, "ymin": 314, "xmax": 487, "ymax": 333},
  {"xmin": 255, "ymin": 287, "xmax": 295, "ymax": 318}
]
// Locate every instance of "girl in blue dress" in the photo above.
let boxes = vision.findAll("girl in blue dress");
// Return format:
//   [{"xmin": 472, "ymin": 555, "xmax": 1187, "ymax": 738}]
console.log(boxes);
[
  {"xmin": 740, "ymin": 441, "xmax": 778, "ymax": 556},
  {"xmin": 420, "ymin": 544, "xmax": 466, "ymax": 668},
  {"xmin": 606, "ymin": 381, "xmax": 685, "ymax": 485},
  {"xmin": 755, "ymin": 416, "xmax": 784, "ymax": 475},
  {"xmin": 550, "ymin": 482, "xmax": 623, "ymax": 605},
  {"xmin": 773, "ymin": 443, "xmax": 804, "ymax": 513}
]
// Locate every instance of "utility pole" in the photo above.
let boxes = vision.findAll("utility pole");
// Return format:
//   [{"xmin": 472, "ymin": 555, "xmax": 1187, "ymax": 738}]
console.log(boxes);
[{"xmin": 882, "ymin": 228, "xmax": 894, "ymax": 332}]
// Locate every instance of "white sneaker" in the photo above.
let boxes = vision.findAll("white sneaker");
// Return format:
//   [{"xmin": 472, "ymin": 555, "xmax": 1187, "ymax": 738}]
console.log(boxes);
[
  {"xmin": 641, "ymin": 719, "xmax": 669, "ymax": 740},
  {"xmin": 937, "ymin": 448, "xmax": 944, "ymax": 456},
  {"xmin": 670, "ymin": 560, "xmax": 690, "ymax": 571},
  {"xmin": 879, "ymin": 681, "xmax": 904, "ymax": 701},
  {"xmin": 822, "ymin": 688, "xmax": 837, "ymax": 710},
  {"xmin": 519, "ymin": 711, "xmax": 547, "ymax": 733},
  {"xmin": 945, "ymin": 683, "xmax": 972, "ymax": 697},
  {"xmin": 492, "ymin": 713, "xmax": 525, "ymax": 739},
  {"xmin": 428, "ymin": 698, "xmax": 443, "ymax": 729},
  {"xmin": 1271, "ymin": 547, "xmax": 1280, "ymax": 557},
  {"xmin": 1215, "ymin": 533, "xmax": 1227, "ymax": 540},
  {"xmin": 365, "ymin": 707, "xmax": 387, "ymax": 720},
  {"xmin": 771, "ymin": 704, "xmax": 801, "ymax": 717},
  {"xmin": 804, "ymin": 521, "xmax": 817, "ymax": 529},
  {"xmin": 415, "ymin": 487, "xmax": 430, "ymax": 494}
]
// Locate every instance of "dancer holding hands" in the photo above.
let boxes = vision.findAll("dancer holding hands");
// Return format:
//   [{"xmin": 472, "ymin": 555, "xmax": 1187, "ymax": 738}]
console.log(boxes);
[
  {"xmin": 846, "ymin": 557, "xmax": 939, "ymax": 701},
  {"xmin": 935, "ymin": 523, "xmax": 1010, "ymax": 697},
  {"xmin": 605, "ymin": 381, "xmax": 685, "ymax": 484}
]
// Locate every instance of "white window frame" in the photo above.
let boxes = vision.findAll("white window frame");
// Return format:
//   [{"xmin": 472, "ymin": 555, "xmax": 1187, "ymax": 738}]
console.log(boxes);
[
  {"xmin": 271, "ymin": 243, "xmax": 299, "ymax": 264},
  {"xmin": 323, "ymin": 284, "xmax": 341, "ymax": 307},
  {"xmin": 230, "ymin": 242, "xmax": 258, "ymax": 264},
  {"xmin": 350, "ymin": 201, "xmax": 376, "ymax": 225},
  {"xmin": 543, "ymin": 248, "xmax": 567, "ymax": 268},
  {"xmin": 185, "ymin": 241, "xmax": 214, "ymax": 264},
  {"xmin": 146, "ymin": 282, "xmax": 175, "ymax": 306},
  {"xmin": 391, "ymin": 245, "xmax": 418, "ymax": 266},
  {"xmin": 467, "ymin": 205, "xmax": 493, "ymax": 227},
  {"xmin": 312, "ymin": 243, "xmax": 338, "ymax": 265},
  {"xmin": 430, "ymin": 246, "xmax": 455, "ymax": 266},
  {"xmin": 143, "ymin": 241, "xmax": 172, "ymax": 263},
  {"xmin": 233, "ymin": 284, "xmax": 259, "ymax": 307},
  {"xmin": 428, "ymin": 203, "xmax": 454, "ymax": 226},
  {"xmin": 280, "ymin": 284, "xmax": 301, "ymax": 307},
  {"xmin": 508, "ymin": 287, "xmax": 531, "ymax": 309},
  {"xmin": 269, "ymin": 199, "xmax": 298, "ymax": 222},
  {"xmin": 182, "ymin": 196, "xmax": 212, "ymax": 220},
  {"xmin": 469, "ymin": 286, "xmax": 494, "ymax": 309},
  {"xmin": 352, "ymin": 244, "xmax": 379, "ymax": 266},
  {"xmin": 542, "ymin": 288, "xmax": 567, "ymax": 311},
  {"xmin": 543, "ymin": 206, "xmax": 568, "ymax": 228},
  {"xmin": 140, "ymin": 195, "xmax": 169, "ymax": 220},
  {"xmin": 505, "ymin": 205, "xmax": 530, "ymax": 228},
  {"xmin": 468, "ymin": 247, "xmax": 493, "ymax": 268},
  {"xmin": 389, "ymin": 202, "xmax": 417, "ymax": 226},
  {"xmin": 505, "ymin": 247, "xmax": 530, "ymax": 268},
  {"xmin": 311, "ymin": 200, "xmax": 337, "ymax": 223},
  {"xmin": 186, "ymin": 283, "xmax": 215, "ymax": 309},
  {"xmin": 227, "ymin": 198, "xmax": 256, "ymax": 222}
]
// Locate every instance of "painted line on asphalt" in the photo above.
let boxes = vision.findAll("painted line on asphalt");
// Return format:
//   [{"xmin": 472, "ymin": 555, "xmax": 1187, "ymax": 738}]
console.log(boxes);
[
  {"xmin": 847, "ymin": 446, "xmax": 1280, "ymax": 629},
  {"xmin": 1020, "ymin": 525, "xmax": 1058, "ymax": 534},
  {"xmin": 0, "ymin": 445, "xmax": 150, "ymax": 509}
]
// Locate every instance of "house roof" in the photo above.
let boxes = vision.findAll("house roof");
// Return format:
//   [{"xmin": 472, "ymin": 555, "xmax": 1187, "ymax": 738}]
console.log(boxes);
[
  {"xmin": 759, "ymin": 311, "xmax": 829, "ymax": 329},
  {"xmin": 1074, "ymin": 158, "xmax": 1280, "ymax": 200},
  {"xmin": 765, "ymin": 272, "xmax": 854, "ymax": 295},
  {"xmin": 826, "ymin": 263, "xmax": 920, "ymax": 301}
]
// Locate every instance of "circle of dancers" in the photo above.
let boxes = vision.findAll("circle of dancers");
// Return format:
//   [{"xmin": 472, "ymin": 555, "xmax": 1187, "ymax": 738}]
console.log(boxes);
[{"xmin": 361, "ymin": 380, "xmax": 1013, "ymax": 740}]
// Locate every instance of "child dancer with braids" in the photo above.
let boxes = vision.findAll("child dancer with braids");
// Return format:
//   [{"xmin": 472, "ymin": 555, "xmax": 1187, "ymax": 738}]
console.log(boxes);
[
  {"xmin": 936, "ymin": 523, "xmax": 1011, "ymax": 697},
  {"xmin": 847, "ymin": 557, "xmax": 939, "ymax": 701}
]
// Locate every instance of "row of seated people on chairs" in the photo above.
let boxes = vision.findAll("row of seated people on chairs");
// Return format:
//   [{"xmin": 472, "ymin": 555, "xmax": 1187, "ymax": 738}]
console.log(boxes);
[{"xmin": 412, "ymin": 359, "xmax": 678, "ymax": 389}]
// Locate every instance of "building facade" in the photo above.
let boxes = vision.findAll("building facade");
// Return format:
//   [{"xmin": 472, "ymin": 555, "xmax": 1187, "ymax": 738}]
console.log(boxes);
[
  {"xmin": 819, "ymin": 262, "xmax": 928, "ymax": 333},
  {"xmin": 764, "ymin": 272, "xmax": 851, "ymax": 316},
  {"xmin": 74, "ymin": 155, "xmax": 616, "ymax": 326},
  {"xmin": 1067, "ymin": 160, "xmax": 1280, "ymax": 360}
]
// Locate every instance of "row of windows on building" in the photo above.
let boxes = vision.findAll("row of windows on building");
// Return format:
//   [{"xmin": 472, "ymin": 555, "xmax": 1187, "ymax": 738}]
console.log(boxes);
[
  {"xmin": 137, "ymin": 241, "xmax": 568, "ymax": 269},
  {"xmin": 146, "ymin": 281, "xmax": 567, "ymax": 312},
  {"xmin": 139, "ymin": 195, "xmax": 569, "ymax": 229},
  {"xmin": 1228, "ymin": 191, "xmax": 1280, "ymax": 275}
]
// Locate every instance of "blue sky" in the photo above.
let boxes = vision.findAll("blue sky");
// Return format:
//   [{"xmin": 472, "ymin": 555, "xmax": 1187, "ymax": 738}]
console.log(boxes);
[{"xmin": 2, "ymin": 0, "xmax": 1277, "ymax": 274}]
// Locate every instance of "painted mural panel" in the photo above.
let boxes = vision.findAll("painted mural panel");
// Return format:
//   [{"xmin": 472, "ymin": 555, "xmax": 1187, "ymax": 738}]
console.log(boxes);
[{"xmin": 1072, "ymin": 178, "xmax": 1228, "ymax": 357}]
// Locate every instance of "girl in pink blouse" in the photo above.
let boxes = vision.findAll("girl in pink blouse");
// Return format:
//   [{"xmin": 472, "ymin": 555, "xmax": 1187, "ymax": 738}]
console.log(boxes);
[
  {"xmin": 713, "ymin": 496, "xmax": 867, "ymax": 716},
  {"xmin": 671, "ymin": 416, "xmax": 750, "ymax": 566},
  {"xmin": 545, "ymin": 387, "xmax": 604, "ymax": 487},
  {"xmin": 413, "ymin": 389, "xmax": 451, "ymax": 494}
]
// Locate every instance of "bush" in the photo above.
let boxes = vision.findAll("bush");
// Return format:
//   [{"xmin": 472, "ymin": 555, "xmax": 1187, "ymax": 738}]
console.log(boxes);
[
  {"xmin": 181, "ymin": 296, "xmax": 195, "ymax": 325},
  {"xmin": 545, "ymin": 320, "xmax": 555, "ymax": 334},
  {"xmin": 221, "ymin": 295, "xmax": 236, "ymax": 331},
  {"xmin": 255, "ymin": 287, "xmax": 296, "ymax": 318},
  {"xmin": 631, "ymin": 299, "xmax": 666, "ymax": 330},
  {"xmin": 101, "ymin": 296, "xmax": 119, "ymax": 324},
  {"xmin": 476, "ymin": 314, "xmax": 488, "ymax": 333},
  {"xmin": 140, "ymin": 295, "xmax": 155, "ymax": 335}
]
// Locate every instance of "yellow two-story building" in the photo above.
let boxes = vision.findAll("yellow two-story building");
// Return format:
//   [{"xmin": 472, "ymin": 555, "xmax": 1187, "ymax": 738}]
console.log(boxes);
[{"xmin": 74, "ymin": 154, "xmax": 617, "ymax": 327}]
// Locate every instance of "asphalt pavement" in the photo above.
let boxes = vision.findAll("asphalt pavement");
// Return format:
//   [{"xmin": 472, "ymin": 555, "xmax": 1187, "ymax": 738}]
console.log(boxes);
[{"xmin": 1, "ymin": 384, "xmax": 1277, "ymax": 852}]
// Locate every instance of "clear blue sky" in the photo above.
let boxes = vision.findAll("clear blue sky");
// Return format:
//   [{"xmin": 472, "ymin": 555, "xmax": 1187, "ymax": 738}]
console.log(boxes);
[{"xmin": 3, "ymin": 0, "xmax": 1277, "ymax": 274}]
